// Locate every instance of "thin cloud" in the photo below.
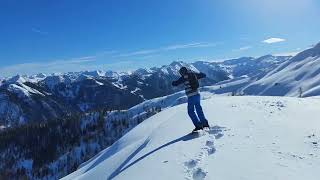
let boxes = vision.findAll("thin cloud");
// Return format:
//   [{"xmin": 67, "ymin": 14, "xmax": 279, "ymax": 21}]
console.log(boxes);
[
  {"xmin": 164, "ymin": 42, "xmax": 216, "ymax": 50},
  {"xmin": 262, "ymin": 38, "xmax": 286, "ymax": 44},
  {"xmin": 118, "ymin": 49, "xmax": 159, "ymax": 57},
  {"xmin": 232, "ymin": 46, "xmax": 252, "ymax": 52},
  {"xmin": 239, "ymin": 46, "xmax": 252, "ymax": 51},
  {"xmin": 0, "ymin": 48, "xmax": 122, "ymax": 78},
  {"xmin": 31, "ymin": 28, "xmax": 48, "ymax": 35},
  {"xmin": 116, "ymin": 42, "xmax": 217, "ymax": 57},
  {"xmin": 0, "ymin": 56, "xmax": 97, "ymax": 78},
  {"xmin": 66, "ymin": 56, "xmax": 97, "ymax": 63}
]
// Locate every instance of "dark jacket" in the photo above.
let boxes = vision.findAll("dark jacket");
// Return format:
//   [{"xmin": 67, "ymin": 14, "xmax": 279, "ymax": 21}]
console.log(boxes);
[{"xmin": 172, "ymin": 71, "xmax": 206, "ymax": 97}]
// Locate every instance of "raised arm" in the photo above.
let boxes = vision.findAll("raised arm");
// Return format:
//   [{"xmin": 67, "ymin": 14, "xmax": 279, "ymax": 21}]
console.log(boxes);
[
  {"xmin": 172, "ymin": 77, "xmax": 185, "ymax": 86},
  {"xmin": 196, "ymin": 72, "xmax": 206, "ymax": 79}
]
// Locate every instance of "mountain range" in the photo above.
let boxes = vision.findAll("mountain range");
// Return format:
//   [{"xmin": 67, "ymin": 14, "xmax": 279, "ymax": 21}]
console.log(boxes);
[{"xmin": 0, "ymin": 54, "xmax": 290, "ymax": 128}]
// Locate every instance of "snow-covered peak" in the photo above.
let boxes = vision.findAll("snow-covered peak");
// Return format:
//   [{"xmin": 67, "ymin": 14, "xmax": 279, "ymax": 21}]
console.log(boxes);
[
  {"xmin": 43, "ymin": 75, "xmax": 68, "ymax": 89},
  {"xmin": 192, "ymin": 61, "xmax": 216, "ymax": 70},
  {"xmin": 8, "ymin": 84, "xmax": 31, "ymax": 98},
  {"xmin": 169, "ymin": 61, "xmax": 186, "ymax": 69},
  {"xmin": 105, "ymin": 70, "xmax": 120, "ymax": 79},
  {"xmin": 222, "ymin": 57, "xmax": 255, "ymax": 66},
  {"xmin": 75, "ymin": 74, "xmax": 94, "ymax": 82},
  {"xmin": 133, "ymin": 68, "xmax": 154, "ymax": 76},
  {"xmin": 6, "ymin": 75, "xmax": 28, "ymax": 84},
  {"xmin": 192, "ymin": 60, "xmax": 211, "ymax": 66},
  {"xmin": 243, "ymin": 43, "xmax": 320, "ymax": 97},
  {"xmin": 34, "ymin": 73, "xmax": 47, "ymax": 79},
  {"xmin": 27, "ymin": 73, "xmax": 47, "ymax": 83},
  {"xmin": 255, "ymin": 54, "xmax": 273, "ymax": 62},
  {"xmin": 7, "ymin": 83, "xmax": 45, "ymax": 99},
  {"xmin": 157, "ymin": 61, "xmax": 199, "ymax": 76},
  {"xmin": 82, "ymin": 70, "xmax": 106, "ymax": 78},
  {"xmin": 315, "ymin": 42, "xmax": 320, "ymax": 49},
  {"xmin": 118, "ymin": 71, "xmax": 132, "ymax": 76},
  {"xmin": 290, "ymin": 42, "xmax": 320, "ymax": 62},
  {"xmin": 42, "ymin": 71, "xmax": 102, "ymax": 87},
  {"xmin": 255, "ymin": 55, "xmax": 291, "ymax": 64}
]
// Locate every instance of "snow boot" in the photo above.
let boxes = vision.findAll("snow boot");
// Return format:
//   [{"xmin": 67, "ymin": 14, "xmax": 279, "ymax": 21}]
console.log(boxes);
[
  {"xmin": 192, "ymin": 126, "xmax": 203, "ymax": 132},
  {"xmin": 203, "ymin": 122, "xmax": 210, "ymax": 128}
]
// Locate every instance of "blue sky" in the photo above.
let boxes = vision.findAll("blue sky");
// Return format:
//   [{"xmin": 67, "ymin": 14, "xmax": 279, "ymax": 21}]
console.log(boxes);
[{"xmin": 0, "ymin": 0, "xmax": 320, "ymax": 77}]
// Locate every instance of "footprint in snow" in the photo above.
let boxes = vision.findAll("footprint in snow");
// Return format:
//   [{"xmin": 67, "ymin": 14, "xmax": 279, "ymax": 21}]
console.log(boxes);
[
  {"xmin": 206, "ymin": 125, "xmax": 227, "ymax": 135},
  {"xmin": 184, "ymin": 159, "xmax": 198, "ymax": 169},
  {"xmin": 214, "ymin": 133, "xmax": 224, "ymax": 139},
  {"xmin": 205, "ymin": 140, "xmax": 216, "ymax": 155},
  {"xmin": 184, "ymin": 161, "xmax": 207, "ymax": 180},
  {"xmin": 184, "ymin": 125, "xmax": 226, "ymax": 179},
  {"xmin": 192, "ymin": 168, "xmax": 207, "ymax": 180},
  {"xmin": 205, "ymin": 140, "xmax": 214, "ymax": 147},
  {"xmin": 207, "ymin": 147, "xmax": 216, "ymax": 155}
]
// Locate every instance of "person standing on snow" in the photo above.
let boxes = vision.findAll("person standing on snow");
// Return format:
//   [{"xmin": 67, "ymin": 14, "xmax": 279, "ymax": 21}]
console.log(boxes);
[{"xmin": 172, "ymin": 67, "xmax": 210, "ymax": 132}]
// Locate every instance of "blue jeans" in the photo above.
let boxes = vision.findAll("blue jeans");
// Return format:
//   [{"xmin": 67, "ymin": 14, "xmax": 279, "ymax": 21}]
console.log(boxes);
[{"xmin": 187, "ymin": 94, "xmax": 208, "ymax": 127}]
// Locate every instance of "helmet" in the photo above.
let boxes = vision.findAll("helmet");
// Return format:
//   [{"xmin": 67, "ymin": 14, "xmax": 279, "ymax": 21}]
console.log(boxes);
[{"xmin": 179, "ymin": 67, "xmax": 188, "ymax": 75}]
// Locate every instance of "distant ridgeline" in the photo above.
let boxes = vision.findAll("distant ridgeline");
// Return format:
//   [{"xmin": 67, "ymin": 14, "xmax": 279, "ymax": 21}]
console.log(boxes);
[{"xmin": 0, "ymin": 55, "xmax": 290, "ymax": 128}]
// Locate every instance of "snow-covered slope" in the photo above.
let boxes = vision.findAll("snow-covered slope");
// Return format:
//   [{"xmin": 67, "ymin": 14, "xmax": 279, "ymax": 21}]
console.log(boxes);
[
  {"xmin": 243, "ymin": 43, "xmax": 320, "ymax": 97},
  {"xmin": 62, "ymin": 96, "xmax": 320, "ymax": 180}
]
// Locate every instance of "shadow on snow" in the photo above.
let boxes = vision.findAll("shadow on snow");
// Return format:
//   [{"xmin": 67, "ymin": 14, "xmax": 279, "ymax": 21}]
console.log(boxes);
[{"xmin": 108, "ymin": 132, "xmax": 201, "ymax": 179}]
